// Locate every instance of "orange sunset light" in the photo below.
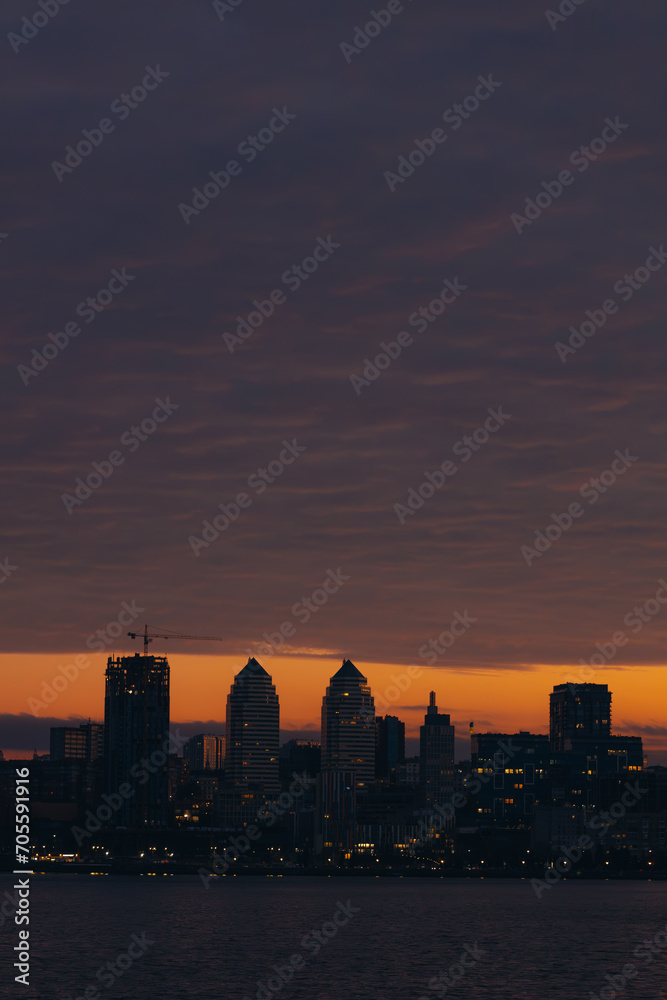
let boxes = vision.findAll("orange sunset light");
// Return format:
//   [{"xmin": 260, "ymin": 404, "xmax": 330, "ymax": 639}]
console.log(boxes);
[{"xmin": 2, "ymin": 651, "xmax": 664, "ymax": 761}]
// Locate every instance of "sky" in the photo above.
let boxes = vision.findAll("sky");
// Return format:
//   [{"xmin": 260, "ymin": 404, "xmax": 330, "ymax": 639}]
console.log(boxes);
[{"xmin": 1, "ymin": 0, "xmax": 666, "ymax": 761}]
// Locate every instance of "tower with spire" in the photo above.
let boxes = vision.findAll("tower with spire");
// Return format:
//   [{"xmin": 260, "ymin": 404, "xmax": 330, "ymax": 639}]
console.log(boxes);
[{"xmin": 419, "ymin": 691, "xmax": 455, "ymax": 805}]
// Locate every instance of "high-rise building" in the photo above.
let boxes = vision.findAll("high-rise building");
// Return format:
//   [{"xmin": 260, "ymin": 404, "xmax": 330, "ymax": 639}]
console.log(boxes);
[
  {"xmin": 50, "ymin": 722, "xmax": 104, "ymax": 762},
  {"xmin": 419, "ymin": 692, "xmax": 455, "ymax": 805},
  {"xmin": 321, "ymin": 659, "xmax": 375, "ymax": 789},
  {"xmin": 225, "ymin": 658, "xmax": 280, "ymax": 793},
  {"xmin": 549, "ymin": 683, "xmax": 612, "ymax": 751},
  {"xmin": 375, "ymin": 715, "xmax": 405, "ymax": 780},
  {"xmin": 184, "ymin": 734, "xmax": 225, "ymax": 772},
  {"xmin": 104, "ymin": 653, "xmax": 170, "ymax": 827},
  {"xmin": 316, "ymin": 769, "xmax": 356, "ymax": 861}
]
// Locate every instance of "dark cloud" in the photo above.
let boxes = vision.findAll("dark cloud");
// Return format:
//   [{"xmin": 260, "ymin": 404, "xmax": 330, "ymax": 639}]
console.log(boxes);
[
  {"xmin": 0, "ymin": 0, "xmax": 666, "ymax": 702},
  {"xmin": 0, "ymin": 713, "xmax": 330, "ymax": 753},
  {"xmin": 619, "ymin": 721, "xmax": 667, "ymax": 738},
  {"xmin": 0, "ymin": 713, "xmax": 102, "ymax": 751}
]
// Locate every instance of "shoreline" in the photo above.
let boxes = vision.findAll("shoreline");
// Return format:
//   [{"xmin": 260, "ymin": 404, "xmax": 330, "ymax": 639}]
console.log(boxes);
[{"xmin": 2, "ymin": 862, "xmax": 665, "ymax": 881}]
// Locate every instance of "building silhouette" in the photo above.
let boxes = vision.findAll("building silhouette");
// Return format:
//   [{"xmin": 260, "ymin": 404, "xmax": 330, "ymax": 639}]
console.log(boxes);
[
  {"xmin": 419, "ymin": 692, "xmax": 455, "ymax": 805},
  {"xmin": 50, "ymin": 722, "xmax": 104, "ymax": 762},
  {"xmin": 184, "ymin": 734, "xmax": 224, "ymax": 772},
  {"xmin": 321, "ymin": 659, "xmax": 375, "ymax": 789},
  {"xmin": 316, "ymin": 769, "xmax": 356, "ymax": 861},
  {"xmin": 225, "ymin": 658, "xmax": 280, "ymax": 793},
  {"xmin": 104, "ymin": 653, "xmax": 170, "ymax": 827},
  {"xmin": 375, "ymin": 715, "xmax": 405, "ymax": 780},
  {"xmin": 279, "ymin": 739, "xmax": 321, "ymax": 782},
  {"xmin": 398, "ymin": 756, "xmax": 420, "ymax": 786},
  {"xmin": 471, "ymin": 731, "xmax": 550, "ymax": 823},
  {"xmin": 550, "ymin": 682, "xmax": 612, "ymax": 751}
]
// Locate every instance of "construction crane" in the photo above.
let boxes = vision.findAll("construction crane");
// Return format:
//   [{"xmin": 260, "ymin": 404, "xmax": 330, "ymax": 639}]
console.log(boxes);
[{"xmin": 127, "ymin": 624, "xmax": 224, "ymax": 655}]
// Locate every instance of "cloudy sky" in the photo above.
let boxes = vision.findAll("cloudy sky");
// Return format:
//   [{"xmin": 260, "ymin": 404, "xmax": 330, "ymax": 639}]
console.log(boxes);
[{"xmin": 2, "ymin": 0, "xmax": 666, "ymax": 759}]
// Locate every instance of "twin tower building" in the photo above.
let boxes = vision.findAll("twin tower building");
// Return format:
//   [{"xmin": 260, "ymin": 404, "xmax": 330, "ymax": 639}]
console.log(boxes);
[
  {"xmin": 227, "ymin": 656, "xmax": 377, "ymax": 793},
  {"xmin": 225, "ymin": 656, "xmax": 455, "ymax": 801},
  {"xmin": 104, "ymin": 651, "xmax": 455, "ymax": 831}
]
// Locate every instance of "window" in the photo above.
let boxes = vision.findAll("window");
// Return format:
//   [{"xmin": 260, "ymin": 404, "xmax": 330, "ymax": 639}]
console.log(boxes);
[{"xmin": 524, "ymin": 763, "xmax": 534, "ymax": 784}]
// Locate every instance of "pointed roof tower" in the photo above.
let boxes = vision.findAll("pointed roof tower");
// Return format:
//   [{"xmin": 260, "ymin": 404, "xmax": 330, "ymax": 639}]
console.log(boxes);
[
  {"xmin": 332, "ymin": 658, "xmax": 365, "ymax": 681},
  {"xmin": 236, "ymin": 656, "xmax": 270, "ymax": 678}
]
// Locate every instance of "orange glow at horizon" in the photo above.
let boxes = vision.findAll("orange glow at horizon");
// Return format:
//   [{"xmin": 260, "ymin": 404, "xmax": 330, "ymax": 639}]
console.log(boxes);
[{"xmin": 2, "ymin": 652, "xmax": 665, "ymax": 761}]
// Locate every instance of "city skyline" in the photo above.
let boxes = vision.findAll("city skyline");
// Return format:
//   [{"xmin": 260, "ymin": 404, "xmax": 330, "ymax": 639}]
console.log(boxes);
[
  {"xmin": 2, "ymin": 666, "xmax": 653, "ymax": 870},
  {"xmin": 3, "ymin": 649, "xmax": 660, "ymax": 765},
  {"xmin": 2, "ymin": 0, "xmax": 665, "ymax": 996}
]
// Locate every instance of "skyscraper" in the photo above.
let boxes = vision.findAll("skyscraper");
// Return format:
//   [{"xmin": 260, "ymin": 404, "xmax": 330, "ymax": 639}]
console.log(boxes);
[
  {"xmin": 225, "ymin": 658, "xmax": 280, "ymax": 793},
  {"xmin": 375, "ymin": 715, "xmax": 406, "ymax": 780},
  {"xmin": 419, "ymin": 692, "xmax": 455, "ymax": 805},
  {"xmin": 549, "ymin": 682, "xmax": 612, "ymax": 751},
  {"xmin": 104, "ymin": 653, "xmax": 170, "ymax": 827},
  {"xmin": 321, "ymin": 659, "xmax": 375, "ymax": 789}
]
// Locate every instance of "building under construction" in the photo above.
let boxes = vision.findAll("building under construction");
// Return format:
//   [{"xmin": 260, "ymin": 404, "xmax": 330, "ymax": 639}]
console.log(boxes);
[{"xmin": 104, "ymin": 653, "xmax": 170, "ymax": 828}]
